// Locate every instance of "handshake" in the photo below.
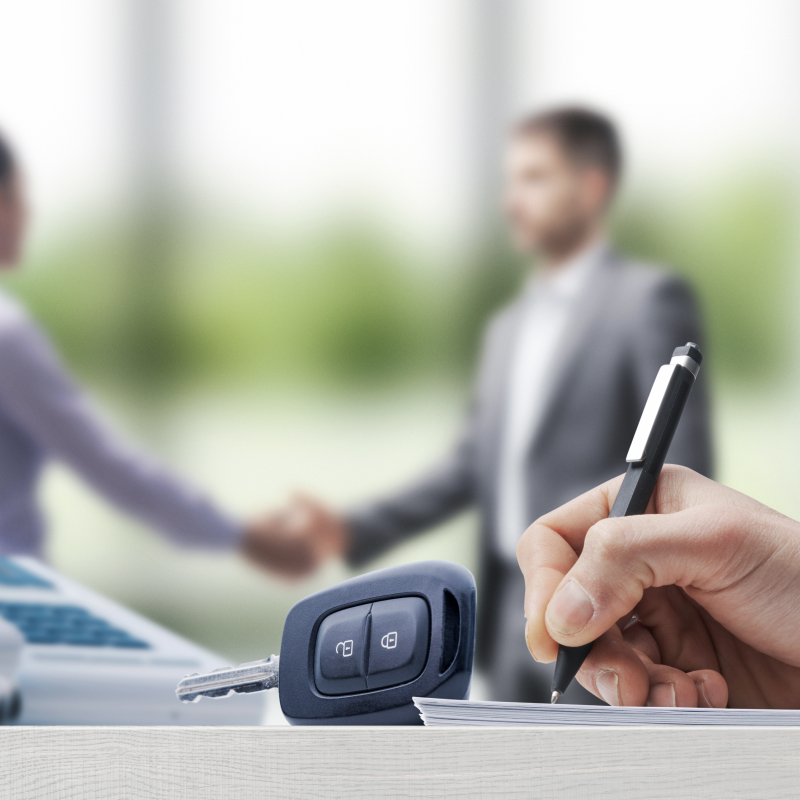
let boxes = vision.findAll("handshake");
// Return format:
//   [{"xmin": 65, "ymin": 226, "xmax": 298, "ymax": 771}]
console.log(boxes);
[{"xmin": 241, "ymin": 495, "xmax": 351, "ymax": 579}]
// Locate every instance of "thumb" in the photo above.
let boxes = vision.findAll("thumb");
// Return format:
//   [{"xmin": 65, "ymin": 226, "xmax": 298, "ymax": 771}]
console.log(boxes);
[{"xmin": 544, "ymin": 505, "xmax": 742, "ymax": 646}]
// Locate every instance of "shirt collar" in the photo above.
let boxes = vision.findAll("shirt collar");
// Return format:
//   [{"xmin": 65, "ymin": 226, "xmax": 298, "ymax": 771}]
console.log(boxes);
[{"xmin": 526, "ymin": 238, "xmax": 608, "ymax": 301}]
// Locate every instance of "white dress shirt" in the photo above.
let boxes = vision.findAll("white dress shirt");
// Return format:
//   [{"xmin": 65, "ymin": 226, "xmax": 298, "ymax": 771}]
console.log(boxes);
[
  {"xmin": 496, "ymin": 241, "xmax": 604, "ymax": 561},
  {"xmin": 0, "ymin": 289, "xmax": 241, "ymax": 557}
]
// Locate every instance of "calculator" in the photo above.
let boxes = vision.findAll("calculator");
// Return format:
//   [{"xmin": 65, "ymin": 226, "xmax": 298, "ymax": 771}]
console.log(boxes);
[{"xmin": 0, "ymin": 556, "xmax": 266, "ymax": 725}]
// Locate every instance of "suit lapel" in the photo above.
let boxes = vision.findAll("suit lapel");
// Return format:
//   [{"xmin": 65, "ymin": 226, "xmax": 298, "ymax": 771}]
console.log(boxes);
[
  {"xmin": 527, "ymin": 248, "xmax": 619, "ymax": 453},
  {"xmin": 477, "ymin": 248, "xmax": 619, "ymax": 530}
]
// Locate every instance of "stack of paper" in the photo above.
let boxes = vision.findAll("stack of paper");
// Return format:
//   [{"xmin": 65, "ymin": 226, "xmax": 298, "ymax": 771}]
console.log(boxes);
[{"xmin": 413, "ymin": 697, "xmax": 800, "ymax": 726}]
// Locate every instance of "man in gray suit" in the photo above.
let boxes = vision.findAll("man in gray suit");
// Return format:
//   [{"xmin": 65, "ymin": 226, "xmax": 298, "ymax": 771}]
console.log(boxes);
[{"xmin": 281, "ymin": 107, "xmax": 713, "ymax": 702}]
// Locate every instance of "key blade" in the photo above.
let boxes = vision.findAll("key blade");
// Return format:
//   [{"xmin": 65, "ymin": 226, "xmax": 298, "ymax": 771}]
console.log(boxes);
[{"xmin": 176, "ymin": 654, "xmax": 280, "ymax": 703}]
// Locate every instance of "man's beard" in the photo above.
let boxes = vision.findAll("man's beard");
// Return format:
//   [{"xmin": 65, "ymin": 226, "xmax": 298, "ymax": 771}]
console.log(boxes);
[{"xmin": 538, "ymin": 216, "xmax": 594, "ymax": 261}]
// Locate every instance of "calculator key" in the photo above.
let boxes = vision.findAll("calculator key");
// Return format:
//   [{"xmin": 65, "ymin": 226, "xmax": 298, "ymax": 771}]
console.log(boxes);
[{"xmin": 0, "ymin": 603, "xmax": 150, "ymax": 649}]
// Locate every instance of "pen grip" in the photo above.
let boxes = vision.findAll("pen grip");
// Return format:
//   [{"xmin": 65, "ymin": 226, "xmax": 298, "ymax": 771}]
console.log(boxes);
[
  {"xmin": 552, "ymin": 641, "xmax": 595, "ymax": 697},
  {"xmin": 608, "ymin": 464, "xmax": 656, "ymax": 518}
]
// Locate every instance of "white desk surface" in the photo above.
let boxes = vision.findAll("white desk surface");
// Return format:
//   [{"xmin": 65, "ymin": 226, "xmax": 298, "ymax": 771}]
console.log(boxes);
[{"xmin": 1, "ymin": 725, "xmax": 798, "ymax": 799}]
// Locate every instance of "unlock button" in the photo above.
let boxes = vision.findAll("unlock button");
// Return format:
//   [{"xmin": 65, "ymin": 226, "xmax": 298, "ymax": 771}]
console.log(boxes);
[
  {"xmin": 367, "ymin": 597, "xmax": 429, "ymax": 690},
  {"xmin": 314, "ymin": 603, "xmax": 370, "ymax": 695}
]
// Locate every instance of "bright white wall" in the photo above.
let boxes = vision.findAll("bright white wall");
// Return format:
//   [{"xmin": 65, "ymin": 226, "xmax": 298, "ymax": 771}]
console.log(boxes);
[{"xmin": 0, "ymin": 0, "xmax": 797, "ymax": 249}]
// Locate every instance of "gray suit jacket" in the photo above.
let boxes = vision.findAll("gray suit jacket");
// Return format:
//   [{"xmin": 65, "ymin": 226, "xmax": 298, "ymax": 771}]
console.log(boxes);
[{"xmin": 346, "ymin": 249, "xmax": 713, "ymax": 665}]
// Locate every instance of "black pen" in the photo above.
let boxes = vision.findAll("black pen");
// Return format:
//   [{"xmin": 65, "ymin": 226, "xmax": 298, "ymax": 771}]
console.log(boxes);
[{"xmin": 550, "ymin": 342, "xmax": 703, "ymax": 704}]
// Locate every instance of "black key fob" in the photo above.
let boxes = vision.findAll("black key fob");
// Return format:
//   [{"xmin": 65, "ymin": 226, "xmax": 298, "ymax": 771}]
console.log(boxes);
[{"xmin": 278, "ymin": 560, "xmax": 476, "ymax": 725}]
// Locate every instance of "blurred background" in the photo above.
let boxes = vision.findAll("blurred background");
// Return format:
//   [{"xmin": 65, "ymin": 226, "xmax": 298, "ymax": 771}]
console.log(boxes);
[{"xmin": 1, "ymin": 0, "xmax": 800, "ymax": 681}]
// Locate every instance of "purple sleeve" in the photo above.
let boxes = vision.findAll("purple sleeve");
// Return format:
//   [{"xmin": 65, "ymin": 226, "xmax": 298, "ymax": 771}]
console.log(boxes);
[{"xmin": 0, "ymin": 316, "xmax": 242, "ymax": 549}]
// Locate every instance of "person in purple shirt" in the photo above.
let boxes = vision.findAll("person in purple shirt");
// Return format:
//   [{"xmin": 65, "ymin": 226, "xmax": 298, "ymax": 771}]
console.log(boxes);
[{"xmin": 0, "ymin": 132, "xmax": 344, "ymax": 572}]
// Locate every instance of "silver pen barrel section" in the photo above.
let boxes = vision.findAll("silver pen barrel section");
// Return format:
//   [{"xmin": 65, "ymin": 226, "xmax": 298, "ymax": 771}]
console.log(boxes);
[
  {"xmin": 176, "ymin": 654, "xmax": 280, "ymax": 703},
  {"xmin": 625, "ymin": 363, "xmax": 676, "ymax": 463},
  {"xmin": 626, "ymin": 343, "xmax": 701, "ymax": 463}
]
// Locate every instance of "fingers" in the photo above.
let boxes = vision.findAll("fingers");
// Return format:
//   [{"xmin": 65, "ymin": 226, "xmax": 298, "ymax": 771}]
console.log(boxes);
[
  {"xmin": 518, "ymin": 471, "xmax": 660, "ymax": 662},
  {"xmin": 634, "ymin": 585, "xmax": 721, "ymax": 674},
  {"xmin": 574, "ymin": 626, "xmax": 650, "ymax": 706},
  {"xmin": 647, "ymin": 464, "xmax": 728, "ymax": 515},
  {"xmin": 290, "ymin": 491, "xmax": 328, "ymax": 524},
  {"xmin": 242, "ymin": 530, "xmax": 319, "ymax": 578},
  {"xmin": 518, "ymin": 467, "xmax": 772, "ymax": 707},
  {"xmin": 621, "ymin": 619, "xmax": 661, "ymax": 663},
  {"xmin": 638, "ymin": 654, "xmax": 698, "ymax": 707},
  {"xmin": 242, "ymin": 492, "xmax": 351, "ymax": 579},
  {"xmin": 526, "ymin": 466, "xmax": 723, "ymax": 560},
  {"xmin": 518, "ymin": 474, "xmax": 634, "ymax": 661},
  {"xmin": 542, "ymin": 505, "xmax": 751, "ymax": 648},
  {"xmin": 521, "ymin": 526, "xmax": 579, "ymax": 663},
  {"xmin": 526, "ymin": 473, "xmax": 628, "ymax": 554},
  {"xmin": 687, "ymin": 669, "xmax": 729, "ymax": 708},
  {"xmin": 573, "ymin": 625, "xmax": 728, "ymax": 707},
  {"xmin": 290, "ymin": 492, "xmax": 351, "ymax": 558},
  {"xmin": 241, "ymin": 511, "xmax": 321, "ymax": 579},
  {"xmin": 639, "ymin": 659, "xmax": 727, "ymax": 708}
]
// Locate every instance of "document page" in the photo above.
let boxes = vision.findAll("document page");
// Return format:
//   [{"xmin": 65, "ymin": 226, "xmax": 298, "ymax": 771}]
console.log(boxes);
[{"xmin": 414, "ymin": 697, "xmax": 800, "ymax": 726}]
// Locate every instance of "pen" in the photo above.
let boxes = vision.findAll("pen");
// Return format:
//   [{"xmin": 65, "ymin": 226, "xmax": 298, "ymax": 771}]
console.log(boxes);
[{"xmin": 550, "ymin": 342, "xmax": 703, "ymax": 704}]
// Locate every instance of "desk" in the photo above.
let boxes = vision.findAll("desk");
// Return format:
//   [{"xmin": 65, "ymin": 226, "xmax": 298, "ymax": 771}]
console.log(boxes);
[{"xmin": 1, "ymin": 726, "xmax": 798, "ymax": 799}]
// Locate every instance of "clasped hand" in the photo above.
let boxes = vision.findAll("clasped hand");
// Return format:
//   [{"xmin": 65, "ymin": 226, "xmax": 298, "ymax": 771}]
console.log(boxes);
[{"xmin": 242, "ymin": 494, "xmax": 349, "ymax": 579}]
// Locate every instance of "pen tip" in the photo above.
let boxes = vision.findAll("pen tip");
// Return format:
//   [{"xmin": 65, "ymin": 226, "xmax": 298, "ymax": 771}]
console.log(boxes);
[{"xmin": 550, "ymin": 691, "xmax": 561, "ymax": 704}]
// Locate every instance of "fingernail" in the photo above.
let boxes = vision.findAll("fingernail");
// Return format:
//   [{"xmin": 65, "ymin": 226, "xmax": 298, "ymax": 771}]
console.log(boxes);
[
  {"xmin": 694, "ymin": 679, "xmax": 711, "ymax": 708},
  {"xmin": 547, "ymin": 579, "xmax": 595, "ymax": 634},
  {"xmin": 595, "ymin": 670, "xmax": 620, "ymax": 706},
  {"xmin": 646, "ymin": 683, "xmax": 676, "ymax": 707},
  {"xmin": 524, "ymin": 621, "xmax": 540, "ymax": 662}
]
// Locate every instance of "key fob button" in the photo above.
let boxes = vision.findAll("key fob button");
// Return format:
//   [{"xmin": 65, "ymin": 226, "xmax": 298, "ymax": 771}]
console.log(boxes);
[
  {"xmin": 314, "ymin": 604, "xmax": 370, "ymax": 695},
  {"xmin": 367, "ymin": 597, "xmax": 429, "ymax": 690}
]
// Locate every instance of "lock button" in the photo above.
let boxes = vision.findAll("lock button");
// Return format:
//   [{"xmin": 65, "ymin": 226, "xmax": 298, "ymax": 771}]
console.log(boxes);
[
  {"xmin": 367, "ymin": 597, "xmax": 429, "ymax": 690},
  {"xmin": 314, "ymin": 603, "xmax": 370, "ymax": 695}
]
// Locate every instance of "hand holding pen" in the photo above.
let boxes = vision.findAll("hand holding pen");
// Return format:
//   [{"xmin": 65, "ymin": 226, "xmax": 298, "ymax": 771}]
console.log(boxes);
[
  {"xmin": 518, "ymin": 463, "xmax": 800, "ymax": 709},
  {"xmin": 544, "ymin": 343, "xmax": 705, "ymax": 703}
]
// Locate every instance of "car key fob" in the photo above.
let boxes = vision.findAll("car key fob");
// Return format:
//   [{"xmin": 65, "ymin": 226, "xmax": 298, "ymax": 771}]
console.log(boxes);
[
  {"xmin": 279, "ymin": 560, "xmax": 476, "ymax": 725},
  {"xmin": 176, "ymin": 560, "xmax": 476, "ymax": 725}
]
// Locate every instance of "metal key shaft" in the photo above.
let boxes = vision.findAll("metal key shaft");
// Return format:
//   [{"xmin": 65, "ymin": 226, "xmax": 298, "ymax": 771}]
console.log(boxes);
[{"xmin": 176, "ymin": 654, "xmax": 280, "ymax": 703}]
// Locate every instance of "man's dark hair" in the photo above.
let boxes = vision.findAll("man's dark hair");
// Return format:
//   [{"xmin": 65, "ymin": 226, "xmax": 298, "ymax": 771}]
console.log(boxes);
[
  {"xmin": 0, "ymin": 132, "xmax": 16, "ymax": 188},
  {"xmin": 515, "ymin": 106, "xmax": 622, "ymax": 186}
]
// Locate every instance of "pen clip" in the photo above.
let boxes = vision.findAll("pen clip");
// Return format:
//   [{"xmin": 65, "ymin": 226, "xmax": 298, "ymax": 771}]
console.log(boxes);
[{"xmin": 626, "ymin": 364, "xmax": 678, "ymax": 463}]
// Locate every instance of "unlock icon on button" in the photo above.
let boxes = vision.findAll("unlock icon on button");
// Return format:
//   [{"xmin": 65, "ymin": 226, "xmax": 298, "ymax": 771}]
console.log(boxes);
[
  {"xmin": 336, "ymin": 639, "xmax": 353, "ymax": 657},
  {"xmin": 380, "ymin": 631, "xmax": 398, "ymax": 649}
]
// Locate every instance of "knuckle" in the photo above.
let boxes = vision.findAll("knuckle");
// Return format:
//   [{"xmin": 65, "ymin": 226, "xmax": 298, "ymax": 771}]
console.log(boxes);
[
  {"xmin": 695, "ymin": 505, "xmax": 759, "ymax": 580},
  {"xmin": 662, "ymin": 463, "xmax": 693, "ymax": 481},
  {"xmin": 694, "ymin": 506, "xmax": 745, "ymax": 555},
  {"xmin": 584, "ymin": 518, "xmax": 627, "ymax": 563},
  {"xmin": 516, "ymin": 530, "xmax": 531, "ymax": 563},
  {"xmin": 516, "ymin": 522, "xmax": 540, "ymax": 564},
  {"xmin": 582, "ymin": 518, "xmax": 650, "ymax": 599},
  {"xmin": 657, "ymin": 464, "xmax": 702, "ymax": 514}
]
